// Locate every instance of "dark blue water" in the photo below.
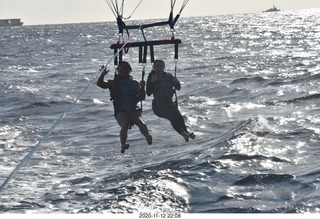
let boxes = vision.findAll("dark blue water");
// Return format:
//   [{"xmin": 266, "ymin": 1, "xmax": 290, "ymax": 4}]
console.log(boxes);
[{"xmin": 1, "ymin": 9, "xmax": 320, "ymax": 214}]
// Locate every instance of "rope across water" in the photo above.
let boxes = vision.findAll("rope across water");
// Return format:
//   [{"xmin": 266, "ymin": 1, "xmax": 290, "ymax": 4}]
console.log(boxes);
[{"xmin": 0, "ymin": 42, "xmax": 129, "ymax": 193}]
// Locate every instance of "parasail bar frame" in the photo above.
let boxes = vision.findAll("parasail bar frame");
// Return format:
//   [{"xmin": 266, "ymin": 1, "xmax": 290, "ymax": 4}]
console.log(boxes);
[{"xmin": 110, "ymin": 39, "xmax": 182, "ymax": 49}]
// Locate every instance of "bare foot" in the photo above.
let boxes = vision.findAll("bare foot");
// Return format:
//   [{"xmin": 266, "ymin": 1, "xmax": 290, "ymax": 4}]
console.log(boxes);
[
  {"xmin": 121, "ymin": 144, "xmax": 130, "ymax": 153},
  {"xmin": 181, "ymin": 131, "xmax": 190, "ymax": 142},
  {"xmin": 146, "ymin": 135, "xmax": 153, "ymax": 145},
  {"xmin": 189, "ymin": 132, "xmax": 196, "ymax": 140},
  {"xmin": 181, "ymin": 132, "xmax": 196, "ymax": 142}
]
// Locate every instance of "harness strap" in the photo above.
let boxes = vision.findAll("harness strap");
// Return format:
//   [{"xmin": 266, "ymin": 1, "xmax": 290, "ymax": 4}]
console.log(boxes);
[
  {"xmin": 173, "ymin": 60, "xmax": 178, "ymax": 105},
  {"xmin": 139, "ymin": 46, "xmax": 143, "ymax": 63},
  {"xmin": 114, "ymin": 48, "xmax": 118, "ymax": 66},
  {"xmin": 141, "ymin": 65, "xmax": 146, "ymax": 111},
  {"xmin": 175, "ymin": 42, "xmax": 179, "ymax": 60},
  {"xmin": 139, "ymin": 46, "xmax": 148, "ymax": 111},
  {"xmin": 150, "ymin": 45, "xmax": 155, "ymax": 63}
]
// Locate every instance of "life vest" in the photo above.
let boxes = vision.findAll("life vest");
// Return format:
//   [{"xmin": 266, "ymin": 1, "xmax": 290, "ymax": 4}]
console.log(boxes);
[
  {"xmin": 110, "ymin": 74, "xmax": 138, "ymax": 113},
  {"xmin": 153, "ymin": 72, "xmax": 175, "ymax": 104}
]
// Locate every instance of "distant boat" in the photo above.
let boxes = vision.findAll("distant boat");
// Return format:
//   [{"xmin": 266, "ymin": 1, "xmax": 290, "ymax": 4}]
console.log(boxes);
[
  {"xmin": 0, "ymin": 19, "xmax": 23, "ymax": 27},
  {"xmin": 263, "ymin": 4, "xmax": 280, "ymax": 13}
]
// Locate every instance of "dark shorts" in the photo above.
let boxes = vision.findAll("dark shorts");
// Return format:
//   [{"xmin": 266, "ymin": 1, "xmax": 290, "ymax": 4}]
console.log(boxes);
[{"xmin": 114, "ymin": 106, "xmax": 142, "ymax": 128}]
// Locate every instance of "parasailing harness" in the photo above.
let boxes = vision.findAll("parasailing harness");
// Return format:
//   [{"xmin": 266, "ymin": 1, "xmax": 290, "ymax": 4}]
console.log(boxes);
[{"xmin": 105, "ymin": 0, "xmax": 190, "ymax": 110}]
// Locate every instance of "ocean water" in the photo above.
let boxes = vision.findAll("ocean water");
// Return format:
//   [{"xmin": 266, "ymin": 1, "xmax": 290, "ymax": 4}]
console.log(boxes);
[{"xmin": 1, "ymin": 9, "xmax": 320, "ymax": 214}]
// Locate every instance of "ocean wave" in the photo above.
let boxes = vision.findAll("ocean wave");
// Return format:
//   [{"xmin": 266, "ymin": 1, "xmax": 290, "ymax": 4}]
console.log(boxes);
[
  {"xmin": 234, "ymin": 174, "xmax": 295, "ymax": 185},
  {"xmin": 231, "ymin": 76, "xmax": 269, "ymax": 85},
  {"xmin": 219, "ymin": 154, "xmax": 289, "ymax": 163},
  {"xmin": 266, "ymin": 93, "xmax": 320, "ymax": 106}
]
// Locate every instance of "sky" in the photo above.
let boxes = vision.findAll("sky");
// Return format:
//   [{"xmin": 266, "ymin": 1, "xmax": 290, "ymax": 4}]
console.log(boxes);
[{"xmin": 1, "ymin": 0, "xmax": 320, "ymax": 25}]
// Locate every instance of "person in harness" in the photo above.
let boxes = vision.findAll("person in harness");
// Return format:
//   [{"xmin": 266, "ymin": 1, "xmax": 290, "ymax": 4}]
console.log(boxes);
[
  {"xmin": 146, "ymin": 59, "xmax": 195, "ymax": 142},
  {"xmin": 97, "ymin": 61, "xmax": 152, "ymax": 153}
]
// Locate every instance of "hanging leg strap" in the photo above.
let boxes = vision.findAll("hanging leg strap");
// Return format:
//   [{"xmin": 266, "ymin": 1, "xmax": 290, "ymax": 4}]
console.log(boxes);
[
  {"xmin": 173, "ymin": 59, "xmax": 179, "ymax": 106},
  {"xmin": 174, "ymin": 42, "xmax": 179, "ymax": 60},
  {"xmin": 173, "ymin": 40, "xmax": 180, "ymax": 106},
  {"xmin": 150, "ymin": 45, "xmax": 155, "ymax": 63},
  {"xmin": 139, "ymin": 45, "xmax": 148, "ymax": 112}
]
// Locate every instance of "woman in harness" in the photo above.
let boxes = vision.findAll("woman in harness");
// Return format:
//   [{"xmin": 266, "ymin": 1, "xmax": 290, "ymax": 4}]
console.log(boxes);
[
  {"xmin": 146, "ymin": 59, "xmax": 195, "ymax": 142},
  {"xmin": 97, "ymin": 61, "xmax": 152, "ymax": 153}
]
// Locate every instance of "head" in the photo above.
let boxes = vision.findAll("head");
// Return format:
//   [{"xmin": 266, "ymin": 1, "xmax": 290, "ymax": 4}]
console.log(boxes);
[
  {"xmin": 117, "ymin": 61, "xmax": 132, "ymax": 76},
  {"xmin": 153, "ymin": 59, "xmax": 165, "ymax": 73}
]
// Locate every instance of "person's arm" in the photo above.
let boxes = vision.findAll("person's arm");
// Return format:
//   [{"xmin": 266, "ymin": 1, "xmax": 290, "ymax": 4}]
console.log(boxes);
[
  {"xmin": 133, "ymin": 80, "xmax": 145, "ymax": 101},
  {"xmin": 146, "ymin": 72, "xmax": 155, "ymax": 96},
  {"xmin": 97, "ymin": 66, "xmax": 110, "ymax": 89},
  {"xmin": 172, "ymin": 75, "xmax": 181, "ymax": 91}
]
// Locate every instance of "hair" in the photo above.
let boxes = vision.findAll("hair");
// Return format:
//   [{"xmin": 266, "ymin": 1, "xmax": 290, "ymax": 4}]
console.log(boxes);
[
  {"xmin": 117, "ymin": 61, "xmax": 132, "ymax": 73},
  {"xmin": 153, "ymin": 59, "xmax": 165, "ymax": 67},
  {"xmin": 153, "ymin": 59, "xmax": 166, "ymax": 72}
]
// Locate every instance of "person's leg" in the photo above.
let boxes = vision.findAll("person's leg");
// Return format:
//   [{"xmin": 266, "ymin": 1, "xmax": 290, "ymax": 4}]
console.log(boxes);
[
  {"xmin": 116, "ymin": 112, "xmax": 130, "ymax": 153},
  {"xmin": 167, "ymin": 107, "xmax": 196, "ymax": 142},
  {"xmin": 152, "ymin": 100, "xmax": 195, "ymax": 142},
  {"xmin": 130, "ymin": 110, "xmax": 152, "ymax": 145}
]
